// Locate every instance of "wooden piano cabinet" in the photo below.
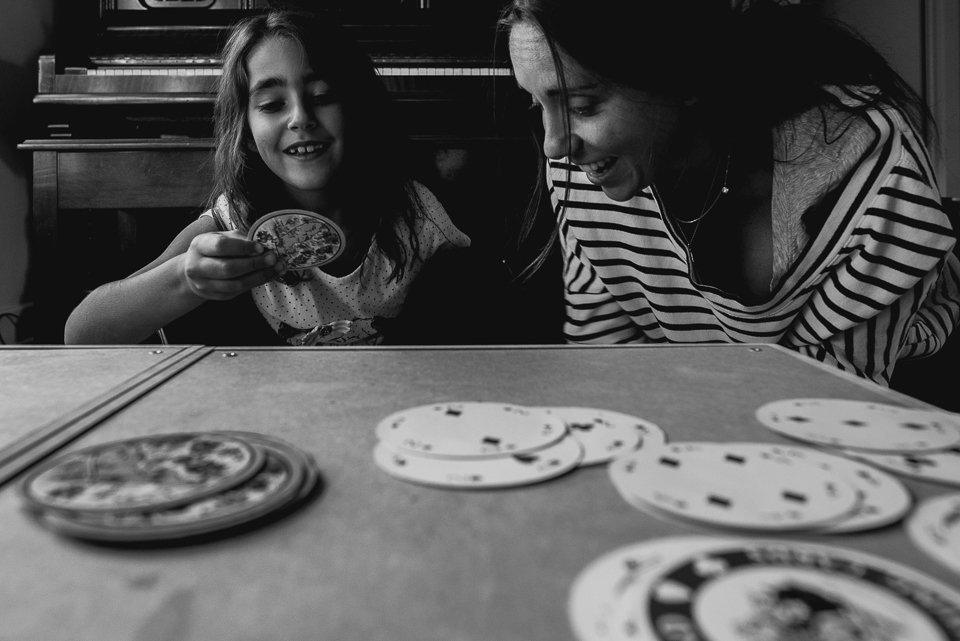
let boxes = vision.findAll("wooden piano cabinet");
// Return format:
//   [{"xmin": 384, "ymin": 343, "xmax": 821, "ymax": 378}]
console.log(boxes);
[{"xmin": 19, "ymin": 139, "xmax": 215, "ymax": 344}]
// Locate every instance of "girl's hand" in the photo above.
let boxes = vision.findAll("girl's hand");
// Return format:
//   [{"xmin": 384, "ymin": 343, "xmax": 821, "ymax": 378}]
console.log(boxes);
[{"xmin": 182, "ymin": 231, "xmax": 285, "ymax": 300}]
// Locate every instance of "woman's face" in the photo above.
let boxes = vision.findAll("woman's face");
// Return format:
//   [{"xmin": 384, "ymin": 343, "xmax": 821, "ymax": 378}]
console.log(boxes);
[
  {"xmin": 245, "ymin": 36, "xmax": 347, "ymax": 209},
  {"xmin": 509, "ymin": 21, "xmax": 684, "ymax": 202}
]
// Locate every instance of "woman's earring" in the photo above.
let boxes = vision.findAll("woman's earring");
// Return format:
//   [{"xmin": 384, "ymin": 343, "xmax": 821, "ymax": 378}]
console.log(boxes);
[
  {"xmin": 683, "ymin": 96, "xmax": 698, "ymax": 107},
  {"xmin": 246, "ymin": 139, "xmax": 258, "ymax": 151}
]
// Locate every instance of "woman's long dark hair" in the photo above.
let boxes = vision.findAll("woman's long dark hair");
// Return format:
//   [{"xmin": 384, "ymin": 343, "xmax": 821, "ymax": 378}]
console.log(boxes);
[
  {"xmin": 501, "ymin": 0, "xmax": 935, "ymax": 276},
  {"xmin": 211, "ymin": 8, "xmax": 421, "ymax": 281}
]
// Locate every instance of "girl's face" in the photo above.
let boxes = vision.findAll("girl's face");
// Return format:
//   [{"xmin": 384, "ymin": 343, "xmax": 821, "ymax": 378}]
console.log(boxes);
[
  {"xmin": 509, "ymin": 21, "xmax": 684, "ymax": 202},
  {"xmin": 245, "ymin": 36, "xmax": 346, "ymax": 209}
]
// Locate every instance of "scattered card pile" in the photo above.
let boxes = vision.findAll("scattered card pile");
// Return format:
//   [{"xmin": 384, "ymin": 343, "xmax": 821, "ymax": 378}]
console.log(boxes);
[
  {"xmin": 755, "ymin": 398, "xmax": 960, "ymax": 487},
  {"xmin": 372, "ymin": 402, "xmax": 666, "ymax": 489},
  {"xmin": 568, "ymin": 535, "xmax": 960, "ymax": 641},
  {"xmin": 608, "ymin": 441, "xmax": 912, "ymax": 533},
  {"xmin": 18, "ymin": 431, "xmax": 319, "ymax": 543}
]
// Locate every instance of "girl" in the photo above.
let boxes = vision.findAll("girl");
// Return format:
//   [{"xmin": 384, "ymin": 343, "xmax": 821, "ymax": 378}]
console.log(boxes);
[
  {"xmin": 504, "ymin": 0, "xmax": 960, "ymax": 385},
  {"xmin": 65, "ymin": 8, "xmax": 469, "ymax": 346}
]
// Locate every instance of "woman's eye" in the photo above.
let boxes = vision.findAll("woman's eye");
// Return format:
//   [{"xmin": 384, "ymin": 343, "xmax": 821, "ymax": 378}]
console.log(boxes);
[
  {"xmin": 569, "ymin": 102, "xmax": 597, "ymax": 117},
  {"xmin": 312, "ymin": 93, "xmax": 338, "ymax": 106}
]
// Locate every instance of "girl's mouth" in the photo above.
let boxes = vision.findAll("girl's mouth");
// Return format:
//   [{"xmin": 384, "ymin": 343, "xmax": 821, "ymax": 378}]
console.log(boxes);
[{"xmin": 284, "ymin": 142, "xmax": 328, "ymax": 157}]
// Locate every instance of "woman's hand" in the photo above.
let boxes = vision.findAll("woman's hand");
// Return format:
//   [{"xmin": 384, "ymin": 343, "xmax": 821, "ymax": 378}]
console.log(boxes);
[{"xmin": 182, "ymin": 231, "xmax": 286, "ymax": 300}]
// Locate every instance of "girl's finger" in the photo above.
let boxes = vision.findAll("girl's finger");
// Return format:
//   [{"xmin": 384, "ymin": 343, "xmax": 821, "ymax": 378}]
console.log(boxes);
[
  {"xmin": 191, "ymin": 231, "xmax": 266, "ymax": 258},
  {"xmin": 187, "ymin": 264, "xmax": 281, "ymax": 300},
  {"xmin": 188, "ymin": 251, "xmax": 278, "ymax": 281}
]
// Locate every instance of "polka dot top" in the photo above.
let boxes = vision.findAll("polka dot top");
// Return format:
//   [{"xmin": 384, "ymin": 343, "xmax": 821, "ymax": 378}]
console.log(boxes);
[{"xmin": 203, "ymin": 181, "xmax": 470, "ymax": 346}]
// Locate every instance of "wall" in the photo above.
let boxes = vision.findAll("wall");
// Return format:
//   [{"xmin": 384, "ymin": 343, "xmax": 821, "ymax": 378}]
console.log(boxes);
[
  {"xmin": 820, "ymin": 0, "xmax": 960, "ymax": 197},
  {"xmin": 820, "ymin": 0, "xmax": 924, "ymax": 91},
  {"xmin": 0, "ymin": 0, "xmax": 54, "ymax": 343}
]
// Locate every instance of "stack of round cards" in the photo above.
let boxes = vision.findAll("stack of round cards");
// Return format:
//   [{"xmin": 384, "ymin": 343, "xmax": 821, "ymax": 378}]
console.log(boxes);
[
  {"xmin": 609, "ymin": 441, "xmax": 913, "ymax": 533},
  {"xmin": 568, "ymin": 535, "xmax": 960, "ymax": 641},
  {"xmin": 755, "ymin": 398, "xmax": 960, "ymax": 487},
  {"xmin": 373, "ymin": 402, "xmax": 667, "ymax": 490},
  {"xmin": 18, "ymin": 431, "xmax": 319, "ymax": 543},
  {"xmin": 907, "ymin": 492, "xmax": 960, "ymax": 577}
]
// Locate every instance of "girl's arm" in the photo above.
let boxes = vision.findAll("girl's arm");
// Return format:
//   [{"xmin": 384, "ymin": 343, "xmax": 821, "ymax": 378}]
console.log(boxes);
[{"xmin": 64, "ymin": 216, "xmax": 283, "ymax": 345}]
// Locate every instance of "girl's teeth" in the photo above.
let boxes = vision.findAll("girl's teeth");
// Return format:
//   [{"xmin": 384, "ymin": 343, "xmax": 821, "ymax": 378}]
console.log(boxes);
[{"xmin": 289, "ymin": 144, "xmax": 320, "ymax": 155}]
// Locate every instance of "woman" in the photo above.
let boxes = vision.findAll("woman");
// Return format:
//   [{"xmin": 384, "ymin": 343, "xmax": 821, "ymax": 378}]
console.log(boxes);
[{"xmin": 503, "ymin": 0, "xmax": 960, "ymax": 385}]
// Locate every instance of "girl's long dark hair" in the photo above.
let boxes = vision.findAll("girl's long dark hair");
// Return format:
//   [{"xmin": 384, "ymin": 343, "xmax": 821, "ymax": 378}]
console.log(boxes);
[
  {"xmin": 211, "ymin": 8, "xmax": 421, "ymax": 281},
  {"xmin": 501, "ymin": 0, "xmax": 935, "ymax": 276}
]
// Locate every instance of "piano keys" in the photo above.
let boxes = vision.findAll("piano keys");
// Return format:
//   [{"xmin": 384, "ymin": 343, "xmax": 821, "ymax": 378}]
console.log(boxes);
[
  {"xmin": 33, "ymin": 53, "xmax": 523, "ymax": 142},
  {"xmin": 37, "ymin": 53, "xmax": 513, "ymax": 98}
]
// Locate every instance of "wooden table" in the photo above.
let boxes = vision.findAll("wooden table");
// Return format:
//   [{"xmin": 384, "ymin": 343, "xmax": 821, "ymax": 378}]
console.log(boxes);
[
  {"xmin": 0, "ymin": 344, "xmax": 957, "ymax": 641},
  {"xmin": 0, "ymin": 345, "xmax": 210, "ymax": 485}
]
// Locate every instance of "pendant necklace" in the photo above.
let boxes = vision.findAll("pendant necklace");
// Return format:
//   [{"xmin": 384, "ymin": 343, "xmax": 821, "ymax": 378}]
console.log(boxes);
[{"xmin": 674, "ymin": 148, "xmax": 732, "ymax": 248}]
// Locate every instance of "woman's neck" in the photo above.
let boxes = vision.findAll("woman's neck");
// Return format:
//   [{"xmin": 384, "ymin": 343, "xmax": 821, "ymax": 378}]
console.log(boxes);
[{"xmin": 656, "ymin": 134, "xmax": 728, "ymax": 220}]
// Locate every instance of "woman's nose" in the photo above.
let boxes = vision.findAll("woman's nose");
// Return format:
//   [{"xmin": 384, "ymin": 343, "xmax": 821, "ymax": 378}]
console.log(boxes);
[
  {"xmin": 541, "ymin": 110, "xmax": 573, "ymax": 160},
  {"xmin": 288, "ymin": 97, "xmax": 317, "ymax": 132}
]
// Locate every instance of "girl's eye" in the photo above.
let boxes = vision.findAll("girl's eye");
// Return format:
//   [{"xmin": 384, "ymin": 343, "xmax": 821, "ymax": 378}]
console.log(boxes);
[{"xmin": 257, "ymin": 101, "xmax": 283, "ymax": 113}]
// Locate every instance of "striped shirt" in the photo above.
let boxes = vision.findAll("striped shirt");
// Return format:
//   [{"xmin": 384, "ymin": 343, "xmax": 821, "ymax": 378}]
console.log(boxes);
[{"xmin": 551, "ymin": 88, "xmax": 960, "ymax": 385}]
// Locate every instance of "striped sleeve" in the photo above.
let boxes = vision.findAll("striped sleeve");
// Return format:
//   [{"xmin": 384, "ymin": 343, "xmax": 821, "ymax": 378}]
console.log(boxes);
[{"xmin": 781, "ymin": 107, "xmax": 959, "ymax": 384}]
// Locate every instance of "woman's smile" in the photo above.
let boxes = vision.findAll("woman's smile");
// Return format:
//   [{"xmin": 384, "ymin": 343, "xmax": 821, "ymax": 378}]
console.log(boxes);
[{"xmin": 580, "ymin": 156, "xmax": 618, "ymax": 182}]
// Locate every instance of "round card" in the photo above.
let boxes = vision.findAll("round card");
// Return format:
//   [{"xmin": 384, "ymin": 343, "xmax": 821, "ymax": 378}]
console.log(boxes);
[
  {"xmin": 537, "ymin": 407, "xmax": 665, "ymax": 466},
  {"xmin": 219, "ymin": 430, "xmax": 319, "ymax": 506},
  {"xmin": 247, "ymin": 209, "xmax": 345, "ymax": 270},
  {"xmin": 752, "ymin": 444, "xmax": 912, "ymax": 533},
  {"xmin": 373, "ymin": 433, "xmax": 584, "ymax": 489},
  {"xmin": 842, "ymin": 447, "xmax": 960, "ymax": 488},
  {"xmin": 638, "ymin": 540, "xmax": 960, "ymax": 641},
  {"xmin": 567, "ymin": 537, "xmax": 721, "ymax": 641},
  {"xmin": 20, "ymin": 432, "xmax": 264, "ymax": 515},
  {"xmin": 375, "ymin": 402, "xmax": 568, "ymax": 460},
  {"xmin": 907, "ymin": 493, "xmax": 960, "ymax": 577},
  {"xmin": 33, "ymin": 435, "xmax": 306, "ymax": 542},
  {"xmin": 755, "ymin": 398, "xmax": 960, "ymax": 453},
  {"xmin": 608, "ymin": 442, "xmax": 860, "ymax": 531}
]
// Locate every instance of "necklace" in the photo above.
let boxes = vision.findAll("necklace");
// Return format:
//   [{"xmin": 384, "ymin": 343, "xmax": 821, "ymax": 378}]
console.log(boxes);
[{"xmin": 674, "ymin": 148, "xmax": 732, "ymax": 247}]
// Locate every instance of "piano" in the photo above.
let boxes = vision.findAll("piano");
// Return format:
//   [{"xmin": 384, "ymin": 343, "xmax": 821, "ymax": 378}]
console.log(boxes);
[{"xmin": 20, "ymin": 0, "xmax": 543, "ymax": 344}]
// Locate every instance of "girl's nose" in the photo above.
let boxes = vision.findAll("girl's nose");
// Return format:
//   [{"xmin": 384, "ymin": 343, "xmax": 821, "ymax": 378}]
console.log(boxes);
[
  {"xmin": 288, "ymin": 97, "xmax": 317, "ymax": 132},
  {"xmin": 541, "ymin": 109, "xmax": 575, "ymax": 160}
]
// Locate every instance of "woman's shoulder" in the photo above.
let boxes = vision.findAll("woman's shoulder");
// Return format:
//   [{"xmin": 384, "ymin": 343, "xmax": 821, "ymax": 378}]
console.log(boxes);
[{"xmin": 777, "ymin": 89, "xmax": 878, "ymax": 161}]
